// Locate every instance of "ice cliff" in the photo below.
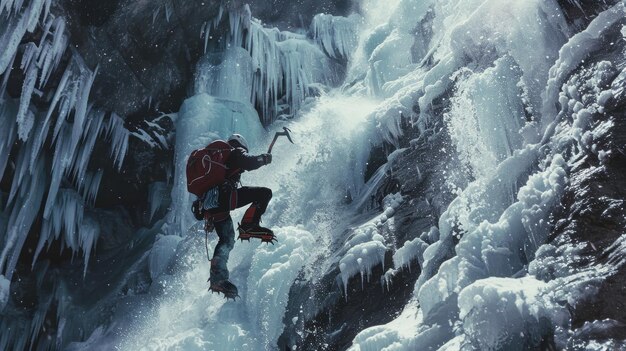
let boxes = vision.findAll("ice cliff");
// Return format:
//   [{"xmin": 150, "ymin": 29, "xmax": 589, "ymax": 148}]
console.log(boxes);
[{"xmin": 2, "ymin": 0, "xmax": 626, "ymax": 350}]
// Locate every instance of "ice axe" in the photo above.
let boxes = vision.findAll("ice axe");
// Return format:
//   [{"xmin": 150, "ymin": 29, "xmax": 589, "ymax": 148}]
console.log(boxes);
[{"xmin": 267, "ymin": 127, "xmax": 294, "ymax": 154}]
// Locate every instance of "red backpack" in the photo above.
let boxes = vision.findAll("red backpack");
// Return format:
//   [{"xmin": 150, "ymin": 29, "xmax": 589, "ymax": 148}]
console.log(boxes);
[{"xmin": 186, "ymin": 140, "xmax": 233, "ymax": 196}]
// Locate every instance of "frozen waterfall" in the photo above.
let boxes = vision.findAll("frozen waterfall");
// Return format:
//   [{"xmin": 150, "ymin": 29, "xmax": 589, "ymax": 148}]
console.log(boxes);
[
  {"xmin": 105, "ymin": 1, "xmax": 626, "ymax": 350},
  {"xmin": 2, "ymin": 0, "xmax": 625, "ymax": 350}
]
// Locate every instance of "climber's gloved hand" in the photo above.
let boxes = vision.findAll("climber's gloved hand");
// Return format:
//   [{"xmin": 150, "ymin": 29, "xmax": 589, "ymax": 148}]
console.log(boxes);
[{"xmin": 261, "ymin": 153, "xmax": 272, "ymax": 165}]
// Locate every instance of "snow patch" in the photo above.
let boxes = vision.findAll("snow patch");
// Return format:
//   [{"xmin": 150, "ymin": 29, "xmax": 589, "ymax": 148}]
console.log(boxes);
[
  {"xmin": 458, "ymin": 277, "xmax": 559, "ymax": 350},
  {"xmin": 393, "ymin": 236, "xmax": 428, "ymax": 271},
  {"xmin": 339, "ymin": 193, "xmax": 404, "ymax": 296}
]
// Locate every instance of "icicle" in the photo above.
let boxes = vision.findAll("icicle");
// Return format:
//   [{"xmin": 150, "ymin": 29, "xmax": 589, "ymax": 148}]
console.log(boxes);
[
  {"xmin": 25, "ymin": 0, "xmax": 45, "ymax": 32},
  {"xmin": 215, "ymin": 5, "xmax": 223, "ymax": 25},
  {"xmin": 148, "ymin": 182, "xmax": 167, "ymax": 221},
  {"xmin": 32, "ymin": 59, "xmax": 72, "ymax": 171},
  {"xmin": 0, "ymin": 49, "xmax": 16, "ymax": 97},
  {"xmin": 39, "ymin": 17, "xmax": 67, "ymax": 88},
  {"xmin": 106, "ymin": 113, "xmax": 129, "ymax": 171},
  {"xmin": 81, "ymin": 169, "xmax": 103, "ymax": 206},
  {"xmin": 310, "ymin": 14, "xmax": 359, "ymax": 60},
  {"xmin": 164, "ymin": 1, "xmax": 172, "ymax": 22},
  {"xmin": 37, "ymin": 15, "xmax": 54, "ymax": 47},
  {"xmin": 52, "ymin": 72, "xmax": 79, "ymax": 141},
  {"xmin": 69, "ymin": 65, "xmax": 98, "ymax": 158},
  {"xmin": 78, "ymin": 215, "xmax": 99, "ymax": 277},
  {"xmin": 42, "ymin": 0, "xmax": 50, "ymax": 22},
  {"xmin": 0, "ymin": 101, "xmax": 17, "ymax": 182},
  {"xmin": 0, "ymin": 4, "xmax": 28, "ymax": 74},
  {"xmin": 70, "ymin": 109, "xmax": 104, "ymax": 185},
  {"xmin": 7, "ymin": 129, "xmax": 35, "ymax": 204},
  {"xmin": 43, "ymin": 125, "xmax": 72, "ymax": 218},
  {"xmin": 203, "ymin": 20, "xmax": 211, "ymax": 54},
  {"xmin": 0, "ymin": 156, "xmax": 47, "ymax": 280},
  {"xmin": 36, "ymin": 41, "xmax": 52, "ymax": 74},
  {"xmin": 0, "ymin": 0, "xmax": 46, "ymax": 78},
  {"xmin": 246, "ymin": 21, "xmax": 282, "ymax": 123},
  {"xmin": 32, "ymin": 219, "xmax": 50, "ymax": 268},
  {"xmin": 20, "ymin": 42, "xmax": 38, "ymax": 71},
  {"xmin": 57, "ymin": 189, "xmax": 85, "ymax": 253},
  {"xmin": 16, "ymin": 60, "xmax": 38, "ymax": 140}
]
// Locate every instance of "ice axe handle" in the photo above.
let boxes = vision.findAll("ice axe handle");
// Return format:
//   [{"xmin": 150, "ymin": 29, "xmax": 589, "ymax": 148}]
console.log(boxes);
[
  {"xmin": 267, "ymin": 127, "xmax": 294, "ymax": 154},
  {"xmin": 267, "ymin": 135, "xmax": 279, "ymax": 154}
]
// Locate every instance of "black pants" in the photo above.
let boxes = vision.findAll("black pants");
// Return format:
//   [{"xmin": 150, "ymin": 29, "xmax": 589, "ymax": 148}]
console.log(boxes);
[
  {"xmin": 209, "ymin": 186, "xmax": 272, "ymax": 283},
  {"xmin": 209, "ymin": 185, "xmax": 272, "ymax": 220}
]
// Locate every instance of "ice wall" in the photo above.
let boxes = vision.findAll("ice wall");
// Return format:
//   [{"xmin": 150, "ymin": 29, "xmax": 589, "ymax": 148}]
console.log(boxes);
[{"xmin": 349, "ymin": 1, "xmax": 626, "ymax": 350}]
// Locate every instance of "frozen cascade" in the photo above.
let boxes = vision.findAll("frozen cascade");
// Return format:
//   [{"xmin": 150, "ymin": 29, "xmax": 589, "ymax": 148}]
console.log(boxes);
[
  {"xmin": 393, "ymin": 236, "xmax": 429, "ymax": 272},
  {"xmin": 109, "ymin": 1, "xmax": 614, "ymax": 349},
  {"xmin": 339, "ymin": 192, "xmax": 404, "ymax": 296},
  {"xmin": 201, "ymin": 5, "xmax": 351, "ymax": 123},
  {"xmin": 195, "ymin": 47, "xmax": 254, "ymax": 104},
  {"xmin": 310, "ymin": 13, "xmax": 360, "ymax": 60},
  {"xmin": 117, "ymin": 87, "xmax": 380, "ymax": 349}
]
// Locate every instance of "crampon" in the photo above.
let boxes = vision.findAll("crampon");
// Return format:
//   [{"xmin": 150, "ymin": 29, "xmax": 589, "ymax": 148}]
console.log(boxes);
[
  {"xmin": 208, "ymin": 280, "xmax": 239, "ymax": 300},
  {"xmin": 237, "ymin": 223, "xmax": 277, "ymax": 244}
]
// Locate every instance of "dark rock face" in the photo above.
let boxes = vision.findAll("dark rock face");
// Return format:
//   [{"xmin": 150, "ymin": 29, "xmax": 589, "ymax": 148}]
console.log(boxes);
[
  {"xmin": 248, "ymin": 0, "xmax": 354, "ymax": 29},
  {"xmin": 59, "ymin": 0, "xmax": 222, "ymax": 117},
  {"xmin": 63, "ymin": 0, "xmax": 121, "ymax": 27},
  {"xmin": 536, "ymin": 24, "xmax": 626, "ymax": 346},
  {"xmin": 556, "ymin": 0, "xmax": 621, "ymax": 30}
]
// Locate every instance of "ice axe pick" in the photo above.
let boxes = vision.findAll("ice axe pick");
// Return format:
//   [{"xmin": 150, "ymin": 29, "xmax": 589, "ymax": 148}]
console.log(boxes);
[{"xmin": 267, "ymin": 127, "xmax": 294, "ymax": 154}]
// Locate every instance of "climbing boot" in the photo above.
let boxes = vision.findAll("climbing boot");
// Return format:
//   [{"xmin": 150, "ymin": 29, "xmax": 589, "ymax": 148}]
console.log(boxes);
[{"xmin": 209, "ymin": 280, "xmax": 239, "ymax": 300}]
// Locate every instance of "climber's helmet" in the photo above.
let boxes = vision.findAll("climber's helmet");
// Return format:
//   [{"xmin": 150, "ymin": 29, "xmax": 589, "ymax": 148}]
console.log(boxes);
[{"xmin": 227, "ymin": 134, "xmax": 249, "ymax": 152}]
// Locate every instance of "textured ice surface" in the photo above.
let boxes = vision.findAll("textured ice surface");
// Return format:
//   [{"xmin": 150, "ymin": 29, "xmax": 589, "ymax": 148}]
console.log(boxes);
[
  {"xmin": 339, "ymin": 193, "xmax": 404, "ymax": 295},
  {"xmin": 349, "ymin": 2, "xmax": 626, "ymax": 350},
  {"xmin": 458, "ymin": 277, "xmax": 557, "ymax": 350}
]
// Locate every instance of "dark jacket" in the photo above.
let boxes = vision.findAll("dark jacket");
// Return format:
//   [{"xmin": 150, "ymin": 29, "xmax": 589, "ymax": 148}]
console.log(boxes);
[{"xmin": 225, "ymin": 147, "xmax": 266, "ymax": 184}]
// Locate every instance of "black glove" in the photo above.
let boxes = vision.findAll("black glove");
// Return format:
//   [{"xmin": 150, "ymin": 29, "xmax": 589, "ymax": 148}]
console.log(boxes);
[{"xmin": 261, "ymin": 153, "xmax": 272, "ymax": 165}]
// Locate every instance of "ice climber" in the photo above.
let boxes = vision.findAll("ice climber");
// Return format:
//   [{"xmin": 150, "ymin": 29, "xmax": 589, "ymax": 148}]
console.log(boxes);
[{"xmin": 187, "ymin": 134, "xmax": 274, "ymax": 299}]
